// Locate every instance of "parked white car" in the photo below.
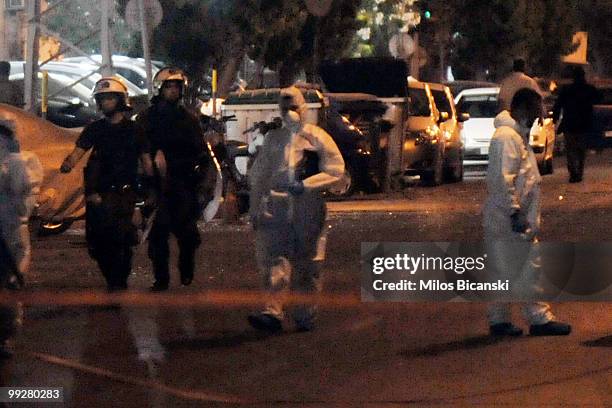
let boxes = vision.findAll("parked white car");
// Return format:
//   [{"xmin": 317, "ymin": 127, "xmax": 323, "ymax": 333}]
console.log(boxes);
[
  {"xmin": 455, "ymin": 87, "xmax": 555, "ymax": 174},
  {"xmin": 9, "ymin": 61, "xmax": 144, "ymax": 96},
  {"xmin": 62, "ymin": 55, "xmax": 159, "ymax": 93}
]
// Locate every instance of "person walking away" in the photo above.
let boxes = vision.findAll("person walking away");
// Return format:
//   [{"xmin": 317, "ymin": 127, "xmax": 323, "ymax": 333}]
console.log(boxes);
[
  {"xmin": 60, "ymin": 77, "xmax": 154, "ymax": 292},
  {"xmin": 484, "ymin": 88, "xmax": 571, "ymax": 337},
  {"xmin": 0, "ymin": 61, "xmax": 22, "ymax": 107},
  {"xmin": 552, "ymin": 66, "xmax": 602, "ymax": 183},
  {"xmin": 247, "ymin": 86, "xmax": 345, "ymax": 332},
  {"xmin": 498, "ymin": 59, "xmax": 541, "ymax": 113}
]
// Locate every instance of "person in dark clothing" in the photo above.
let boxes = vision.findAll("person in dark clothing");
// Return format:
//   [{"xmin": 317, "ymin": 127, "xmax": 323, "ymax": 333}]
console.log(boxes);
[
  {"xmin": 553, "ymin": 66, "xmax": 602, "ymax": 183},
  {"xmin": 0, "ymin": 61, "xmax": 23, "ymax": 107},
  {"xmin": 60, "ymin": 77, "xmax": 154, "ymax": 291},
  {"xmin": 136, "ymin": 67, "xmax": 206, "ymax": 291}
]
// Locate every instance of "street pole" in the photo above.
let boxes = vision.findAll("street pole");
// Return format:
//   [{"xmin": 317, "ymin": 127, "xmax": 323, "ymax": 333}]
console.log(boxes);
[
  {"xmin": 410, "ymin": 31, "xmax": 420, "ymax": 79},
  {"xmin": 41, "ymin": 70, "xmax": 48, "ymax": 120},
  {"xmin": 101, "ymin": 0, "xmax": 113, "ymax": 76},
  {"xmin": 212, "ymin": 68, "xmax": 217, "ymax": 117},
  {"xmin": 24, "ymin": 0, "xmax": 41, "ymax": 113},
  {"xmin": 138, "ymin": 0, "xmax": 154, "ymax": 96}
]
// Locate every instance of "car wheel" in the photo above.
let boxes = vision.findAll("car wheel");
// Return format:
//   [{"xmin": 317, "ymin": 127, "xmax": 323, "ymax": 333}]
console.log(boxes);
[
  {"xmin": 444, "ymin": 150, "xmax": 464, "ymax": 183},
  {"xmin": 37, "ymin": 220, "xmax": 73, "ymax": 237},
  {"xmin": 422, "ymin": 148, "xmax": 444, "ymax": 187},
  {"xmin": 329, "ymin": 164, "xmax": 356, "ymax": 198}
]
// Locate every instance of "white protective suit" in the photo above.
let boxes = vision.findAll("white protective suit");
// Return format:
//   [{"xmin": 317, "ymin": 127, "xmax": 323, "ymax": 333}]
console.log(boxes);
[
  {"xmin": 1, "ymin": 130, "xmax": 41, "ymax": 348},
  {"xmin": 249, "ymin": 87, "xmax": 345, "ymax": 323},
  {"xmin": 483, "ymin": 110, "xmax": 553, "ymax": 325},
  {"xmin": 0, "ymin": 143, "xmax": 41, "ymax": 276},
  {"xmin": 498, "ymin": 72, "xmax": 541, "ymax": 112}
]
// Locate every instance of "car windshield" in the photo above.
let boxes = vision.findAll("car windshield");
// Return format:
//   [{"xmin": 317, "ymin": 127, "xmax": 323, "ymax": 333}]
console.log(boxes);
[
  {"xmin": 431, "ymin": 89, "xmax": 453, "ymax": 117},
  {"xmin": 50, "ymin": 72, "xmax": 97, "ymax": 91},
  {"xmin": 46, "ymin": 75, "xmax": 92, "ymax": 101},
  {"xmin": 116, "ymin": 67, "xmax": 146, "ymax": 89},
  {"xmin": 457, "ymin": 94, "xmax": 498, "ymax": 118},
  {"xmin": 408, "ymin": 88, "xmax": 431, "ymax": 116}
]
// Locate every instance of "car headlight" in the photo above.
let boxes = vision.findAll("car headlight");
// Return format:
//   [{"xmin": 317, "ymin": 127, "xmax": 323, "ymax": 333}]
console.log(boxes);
[{"xmin": 416, "ymin": 126, "xmax": 440, "ymax": 145}]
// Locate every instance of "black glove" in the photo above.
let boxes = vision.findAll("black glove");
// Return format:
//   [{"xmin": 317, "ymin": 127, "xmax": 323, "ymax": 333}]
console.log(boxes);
[
  {"xmin": 60, "ymin": 158, "xmax": 72, "ymax": 173},
  {"xmin": 510, "ymin": 211, "xmax": 529, "ymax": 233},
  {"xmin": 286, "ymin": 180, "xmax": 305, "ymax": 196}
]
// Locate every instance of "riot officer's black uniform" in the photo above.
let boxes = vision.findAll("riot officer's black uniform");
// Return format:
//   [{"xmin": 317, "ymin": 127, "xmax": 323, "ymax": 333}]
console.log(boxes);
[
  {"xmin": 61, "ymin": 77, "xmax": 151, "ymax": 292},
  {"xmin": 80, "ymin": 118, "xmax": 148, "ymax": 290},
  {"xmin": 136, "ymin": 67, "xmax": 205, "ymax": 291}
]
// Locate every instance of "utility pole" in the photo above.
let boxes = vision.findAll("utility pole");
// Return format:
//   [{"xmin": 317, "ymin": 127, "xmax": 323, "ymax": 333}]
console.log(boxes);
[
  {"xmin": 24, "ymin": 0, "xmax": 41, "ymax": 113},
  {"xmin": 101, "ymin": 0, "xmax": 114, "ymax": 76},
  {"xmin": 410, "ymin": 31, "xmax": 420, "ymax": 79},
  {"xmin": 138, "ymin": 0, "xmax": 154, "ymax": 96}
]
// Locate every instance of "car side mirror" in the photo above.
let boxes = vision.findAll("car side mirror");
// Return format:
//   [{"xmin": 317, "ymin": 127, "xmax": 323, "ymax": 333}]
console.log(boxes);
[
  {"xmin": 438, "ymin": 111, "xmax": 450, "ymax": 123},
  {"xmin": 458, "ymin": 112, "xmax": 470, "ymax": 122}
]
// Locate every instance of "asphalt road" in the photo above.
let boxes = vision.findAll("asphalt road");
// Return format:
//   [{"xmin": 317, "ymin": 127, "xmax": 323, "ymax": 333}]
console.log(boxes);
[{"xmin": 2, "ymin": 151, "xmax": 611, "ymax": 407}]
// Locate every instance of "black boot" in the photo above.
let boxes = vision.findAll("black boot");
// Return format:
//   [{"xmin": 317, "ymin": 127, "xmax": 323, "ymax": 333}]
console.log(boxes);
[
  {"xmin": 490, "ymin": 322, "xmax": 523, "ymax": 337},
  {"xmin": 150, "ymin": 281, "xmax": 169, "ymax": 292},
  {"xmin": 0, "ymin": 340, "xmax": 14, "ymax": 359},
  {"xmin": 529, "ymin": 321, "xmax": 572, "ymax": 336},
  {"xmin": 151, "ymin": 260, "xmax": 170, "ymax": 292},
  {"xmin": 248, "ymin": 313, "xmax": 282, "ymax": 333},
  {"xmin": 179, "ymin": 247, "xmax": 196, "ymax": 286}
]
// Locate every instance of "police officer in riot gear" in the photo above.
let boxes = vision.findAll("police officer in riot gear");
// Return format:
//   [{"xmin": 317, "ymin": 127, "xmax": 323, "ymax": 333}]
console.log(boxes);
[
  {"xmin": 136, "ymin": 67, "xmax": 206, "ymax": 291},
  {"xmin": 61, "ymin": 77, "xmax": 154, "ymax": 292}
]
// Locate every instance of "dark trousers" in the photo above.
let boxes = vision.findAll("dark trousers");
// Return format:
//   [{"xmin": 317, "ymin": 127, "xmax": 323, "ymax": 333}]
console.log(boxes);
[
  {"xmin": 564, "ymin": 132, "xmax": 587, "ymax": 182},
  {"xmin": 86, "ymin": 192, "xmax": 137, "ymax": 289},
  {"xmin": 148, "ymin": 181, "xmax": 201, "ymax": 285}
]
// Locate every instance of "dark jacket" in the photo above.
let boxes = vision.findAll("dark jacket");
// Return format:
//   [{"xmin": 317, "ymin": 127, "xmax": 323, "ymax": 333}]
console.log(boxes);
[
  {"xmin": 136, "ymin": 103, "xmax": 204, "ymax": 182},
  {"xmin": 553, "ymin": 81, "xmax": 602, "ymax": 134},
  {"xmin": 76, "ymin": 118, "xmax": 147, "ymax": 195}
]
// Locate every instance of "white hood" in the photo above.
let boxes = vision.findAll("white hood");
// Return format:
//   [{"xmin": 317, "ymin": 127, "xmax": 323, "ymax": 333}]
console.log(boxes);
[
  {"xmin": 494, "ymin": 110, "xmax": 518, "ymax": 130},
  {"xmin": 494, "ymin": 110, "xmax": 532, "ymax": 138}
]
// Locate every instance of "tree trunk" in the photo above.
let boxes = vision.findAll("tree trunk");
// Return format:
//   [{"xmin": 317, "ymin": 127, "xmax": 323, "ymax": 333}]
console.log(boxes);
[{"xmin": 218, "ymin": 48, "xmax": 245, "ymax": 97}]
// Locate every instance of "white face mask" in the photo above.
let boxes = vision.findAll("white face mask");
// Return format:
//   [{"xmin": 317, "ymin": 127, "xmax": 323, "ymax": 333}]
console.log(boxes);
[{"xmin": 282, "ymin": 110, "xmax": 302, "ymax": 133}]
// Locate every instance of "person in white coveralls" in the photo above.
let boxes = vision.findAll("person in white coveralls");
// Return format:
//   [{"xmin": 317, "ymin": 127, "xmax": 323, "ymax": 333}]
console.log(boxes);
[
  {"xmin": 0, "ymin": 119, "xmax": 42, "ymax": 358},
  {"xmin": 247, "ymin": 86, "xmax": 345, "ymax": 333},
  {"xmin": 484, "ymin": 88, "xmax": 571, "ymax": 337}
]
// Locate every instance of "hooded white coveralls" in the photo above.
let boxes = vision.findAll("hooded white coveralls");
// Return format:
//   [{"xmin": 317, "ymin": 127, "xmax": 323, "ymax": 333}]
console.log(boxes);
[
  {"xmin": 249, "ymin": 88, "xmax": 344, "ymax": 323},
  {"xmin": 1, "ymin": 135, "xmax": 42, "ymax": 345},
  {"xmin": 0, "ymin": 145, "xmax": 41, "ymax": 276},
  {"xmin": 483, "ymin": 111, "xmax": 554, "ymax": 325}
]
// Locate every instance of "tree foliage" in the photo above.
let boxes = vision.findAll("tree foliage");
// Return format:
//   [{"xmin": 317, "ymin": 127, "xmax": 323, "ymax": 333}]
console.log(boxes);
[
  {"xmin": 445, "ymin": 0, "xmax": 579, "ymax": 80},
  {"xmin": 575, "ymin": 0, "xmax": 612, "ymax": 77},
  {"xmin": 45, "ymin": 0, "xmax": 135, "ymax": 57},
  {"xmin": 351, "ymin": 0, "xmax": 583, "ymax": 81}
]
